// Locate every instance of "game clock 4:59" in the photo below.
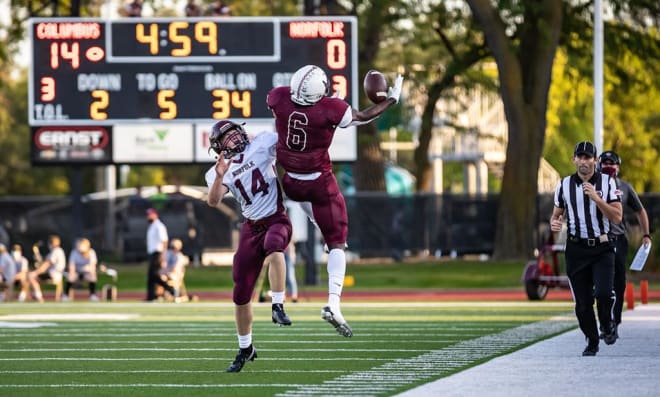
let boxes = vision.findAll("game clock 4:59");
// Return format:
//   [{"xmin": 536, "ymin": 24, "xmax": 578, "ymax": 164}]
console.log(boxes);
[{"xmin": 28, "ymin": 16, "xmax": 357, "ymax": 125}]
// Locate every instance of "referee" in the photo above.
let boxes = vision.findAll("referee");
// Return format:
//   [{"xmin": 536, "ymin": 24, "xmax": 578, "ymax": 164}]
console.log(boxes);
[
  {"xmin": 598, "ymin": 150, "xmax": 652, "ymax": 337},
  {"xmin": 550, "ymin": 141, "xmax": 622, "ymax": 356}
]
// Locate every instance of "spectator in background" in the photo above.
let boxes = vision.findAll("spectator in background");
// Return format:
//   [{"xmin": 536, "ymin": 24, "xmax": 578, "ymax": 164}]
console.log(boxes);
[
  {"xmin": 145, "ymin": 208, "xmax": 176, "ymax": 301},
  {"xmin": 28, "ymin": 235, "xmax": 67, "ymax": 303},
  {"xmin": 62, "ymin": 238, "xmax": 99, "ymax": 302},
  {"xmin": 121, "ymin": 0, "xmax": 143, "ymax": 17},
  {"xmin": 162, "ymin": 238, "xmax": 189, "ymax": 300},
  {"xmin": 208, "ymin": 1, "xmax": 231, "ymax": 16},
  {"xmin": 0, "ymin": 244, "xmax": 15, "ymax": 302},
  {"xmin": 10, "ymin": 244, "xmax": 30, "ymax": 302},
  {"xmin": 184, "ymin": 0, "xmax": 202, "ymax": 17}
]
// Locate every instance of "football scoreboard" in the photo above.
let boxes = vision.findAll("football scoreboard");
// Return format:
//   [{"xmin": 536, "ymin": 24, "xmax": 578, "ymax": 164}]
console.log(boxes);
[{"xmin": 29, "ymin": 17, "xmax": 358, "ymax": 124}]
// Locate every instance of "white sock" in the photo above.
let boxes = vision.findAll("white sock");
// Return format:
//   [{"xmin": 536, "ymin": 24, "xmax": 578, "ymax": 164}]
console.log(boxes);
[
  {"xmin": 34, "ymin": 291, "xmax": 43, "ymax": 300},
  {"xmin": 327, "ymin": 249, "xmax": 346, "ymax": 308},
  {"xmin": 271, "ymin": 291, "xmax": 285, "ymax": 305},
  {"xmin": 238, "ymin": 333, "xmax": 252, "ymax": 349}
]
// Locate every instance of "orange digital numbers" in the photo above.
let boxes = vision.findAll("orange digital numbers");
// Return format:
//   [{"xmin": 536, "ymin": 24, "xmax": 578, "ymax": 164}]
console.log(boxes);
[
  {"xmin": 326, "ymin": 39, "xmax": 346, "ymax": 69},
  {"xmin": 331, "ymin": 75, "xmax": 347, "ymax": 100},
  {"xmin": 90, "ymin": 90, "xmax": 109, "ymax": 120},
  {"xmin": 158, "ymin": 90, "xmax": 177, "ymax": 119},
  {"xmin": 136, "ymin": 23, "xmax": 159, "ymax": 55},
  {"xmin": 212, "ymin": 90, "xmax": 251, "ymax": 118},
  {"xmin": 169, "ymin": 22, "xmax": 191, "ymax": 57},
  {"xmin": 50, "ymin": 42, "xmax": 80, "ymax": 70},
  {"xmin": 195, "ymin": 21, "xmax": 218, "ymax": 55},
  {"xmin": 136, "ymin": 22, "xmax": 218, "ymax": 56},
  {"xmin": 40, "ymin": 77, "xmax": 56, "ymax": 101}
]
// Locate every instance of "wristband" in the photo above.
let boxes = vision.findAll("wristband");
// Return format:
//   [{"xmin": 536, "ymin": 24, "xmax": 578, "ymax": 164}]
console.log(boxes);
[{"xmin": 643, "ymin": 234, "xmax": 652, "ymax": 240}]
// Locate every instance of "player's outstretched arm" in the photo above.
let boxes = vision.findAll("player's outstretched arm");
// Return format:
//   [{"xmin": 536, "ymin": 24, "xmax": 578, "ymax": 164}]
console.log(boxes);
[
  {"xmin": 207, "ymin": 154, "xmax": 230, "ymax": 208},
  {"xmin": 349, "ymin": 74, "xmax": 403, "ymax": 126}
]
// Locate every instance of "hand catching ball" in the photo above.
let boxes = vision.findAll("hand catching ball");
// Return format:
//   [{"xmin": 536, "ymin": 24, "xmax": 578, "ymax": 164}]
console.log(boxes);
[{"xmin": 363, "ymin": 70, "xmax": 388, "ymax": 104}]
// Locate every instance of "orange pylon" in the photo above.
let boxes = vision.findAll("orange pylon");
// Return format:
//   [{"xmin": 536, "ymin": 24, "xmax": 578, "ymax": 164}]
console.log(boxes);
[
  {"xmin": 625, "ymin": 282, "xmax": 635, "ymax": 310},
  {"xmin": 640, "ymin": 280, "xmax": 649, "ymax": 304}
]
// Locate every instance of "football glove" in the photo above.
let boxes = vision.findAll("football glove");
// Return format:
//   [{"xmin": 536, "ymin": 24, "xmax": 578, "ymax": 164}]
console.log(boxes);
[{"xmin": 387, "ymin": 74, "xmax": 404, "ymax": 104}]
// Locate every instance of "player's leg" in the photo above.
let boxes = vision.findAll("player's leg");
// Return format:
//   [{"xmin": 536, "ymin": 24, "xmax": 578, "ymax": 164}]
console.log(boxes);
[
  {"xmin": 311, "ymin": 174, "xmax": 351, "ymax": 337},
  {"xmin": 227, "ymin": 225, "xmax": 264, "ymax": 372},
  {"xmin": 264, "ymin": 217, "xmax": 293, "ymax": 326},
  {"xmin": 282, "ymin": 173, "xmax": 351, "ymax": 336}
]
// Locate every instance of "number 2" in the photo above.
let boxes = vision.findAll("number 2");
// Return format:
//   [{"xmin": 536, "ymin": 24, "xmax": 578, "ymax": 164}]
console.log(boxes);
[{"xmin": 90, "ymin": 90, "xmax": 109, "ymax": 120}]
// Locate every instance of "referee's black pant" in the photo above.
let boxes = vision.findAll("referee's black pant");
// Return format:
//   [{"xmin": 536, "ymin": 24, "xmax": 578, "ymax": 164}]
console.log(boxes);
[
  {"xmin": 612, "ymin": 235, "xmax": 629, "ymax": 325},
  {"xmin": 565, "ymin": 240, "xmax": 616, "ymax": 342}
]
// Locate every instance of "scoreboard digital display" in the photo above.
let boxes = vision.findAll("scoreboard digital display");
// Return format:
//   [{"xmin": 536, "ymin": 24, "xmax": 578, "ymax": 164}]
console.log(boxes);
[{"xmin": 28, "ymin": 17, "xmax": 358, "ymax": 125}]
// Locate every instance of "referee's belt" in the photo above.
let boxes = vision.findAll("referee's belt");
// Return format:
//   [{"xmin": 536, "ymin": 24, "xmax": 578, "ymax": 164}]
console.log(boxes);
[{"xmin": 567, "ymin": 234, "xmax": 609, "ymax": 247}]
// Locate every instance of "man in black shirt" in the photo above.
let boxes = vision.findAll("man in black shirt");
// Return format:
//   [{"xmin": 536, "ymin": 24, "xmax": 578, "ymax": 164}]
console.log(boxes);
[
  {"xmin": 550, "ymin": 141, "xmax": 622, "ymax": 356},
  {"xmin": 598, "ymin": 150, "xmax": 652, "ymax": 337}
]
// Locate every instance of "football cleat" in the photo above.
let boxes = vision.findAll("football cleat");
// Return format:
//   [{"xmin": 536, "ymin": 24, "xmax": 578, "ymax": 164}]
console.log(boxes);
[
  {"xmin": 226, "ymin": 345, "xmax": 257, "ymax": 373},
  {"xmin": 272, "ymin": 303, "xmax": 292, "ymax": 326},
  {"xmin": 321, "ymin": 306, "xmax": 353, "ymax": 337}
]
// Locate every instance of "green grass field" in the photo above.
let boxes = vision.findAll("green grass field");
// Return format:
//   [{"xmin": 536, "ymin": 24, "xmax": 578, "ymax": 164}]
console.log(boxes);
[
  {"xmin": 0, "ymin": 301, "xmax": 576, "ymax": 397},
  {"xmin": 97, "ymin": 260, "xmax": 538, "ymax": 293}
]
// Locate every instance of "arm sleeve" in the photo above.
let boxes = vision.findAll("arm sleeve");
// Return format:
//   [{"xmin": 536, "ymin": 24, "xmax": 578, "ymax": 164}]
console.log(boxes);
[
  {"xmin": 606, "ymin": 176, "xmax": 621, "ymax": 203},
  {"xmin": 553, "ymin": 180, "xmax": 565, "ymax": 208},
  {"xmin": 626, "ymin": 183, "xmax": 644, "ymax": 212}
]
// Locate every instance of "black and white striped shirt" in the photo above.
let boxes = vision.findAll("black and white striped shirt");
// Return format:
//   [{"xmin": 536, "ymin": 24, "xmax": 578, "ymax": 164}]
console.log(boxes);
[{"xmin": 554, "ymin": 172, "xmax": 621, "ymax": 239}]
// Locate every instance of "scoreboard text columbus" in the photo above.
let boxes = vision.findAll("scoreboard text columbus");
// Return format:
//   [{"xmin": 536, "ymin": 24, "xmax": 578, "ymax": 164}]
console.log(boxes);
[{"xmin": 28, "ymin": 17, "xmax": 358, "ymax": 125}]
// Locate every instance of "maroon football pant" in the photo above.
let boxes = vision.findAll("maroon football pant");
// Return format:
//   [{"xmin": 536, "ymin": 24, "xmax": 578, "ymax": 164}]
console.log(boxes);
[
  {"xmin": 282, "ymin": 171, "xmax": 348, "ymax": 247},
  {"xmin": 232, "ymin": 211, "xmax": 292, "ymax": 305}
]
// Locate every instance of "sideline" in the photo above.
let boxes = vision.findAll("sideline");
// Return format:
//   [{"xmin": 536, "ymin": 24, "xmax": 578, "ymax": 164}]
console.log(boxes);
[{"xmin": 396, "ymin": 303, "xmax": 660, "ymax": 397}]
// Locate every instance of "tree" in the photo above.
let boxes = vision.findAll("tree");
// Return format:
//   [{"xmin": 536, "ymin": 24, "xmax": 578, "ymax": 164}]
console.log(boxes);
[
  {"xmin": 339, "ymin": 1, "xmax": 411, "ymax": 191},
  {"xmin": 465, "ymin": 0, "xmax": 562, "ymax": 259},
  {"xmin": 384, "ymin": 2, "xmax": 492, "ymax": 192},
  {"xmin": 464, "ymin": 0, "xmax": 658, "ymax": 259}
]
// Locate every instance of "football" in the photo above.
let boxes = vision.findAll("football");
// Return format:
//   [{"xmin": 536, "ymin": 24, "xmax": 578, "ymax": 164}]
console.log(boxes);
[{"xmin": 363, "ymin": 70, "xmax": 388, "ymax": 103}]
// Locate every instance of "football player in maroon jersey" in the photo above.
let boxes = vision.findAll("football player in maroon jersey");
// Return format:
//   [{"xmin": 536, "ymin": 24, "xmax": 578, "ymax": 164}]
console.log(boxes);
[{"xmin": 267, "ymin": 65, "xmax": 403, "ymax": 337}]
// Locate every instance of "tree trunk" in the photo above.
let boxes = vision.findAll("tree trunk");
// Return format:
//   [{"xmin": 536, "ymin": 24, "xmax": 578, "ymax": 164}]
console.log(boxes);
[
  {"xmin": 354, "ymin": 123, "xmax": 387, "ymax": 191},
  {"xmin": 414, "ymin": 83, "xmax": 443, "ymax": 192},
  {"xmin": 468, "ymin": 0, "xmax": 562, "ymax": 259}
]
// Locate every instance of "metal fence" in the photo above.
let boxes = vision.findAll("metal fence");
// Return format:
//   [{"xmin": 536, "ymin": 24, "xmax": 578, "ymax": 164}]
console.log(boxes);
[{"xmin": 1, "ymin": 191, "xmax": 658, "ymax": 263}]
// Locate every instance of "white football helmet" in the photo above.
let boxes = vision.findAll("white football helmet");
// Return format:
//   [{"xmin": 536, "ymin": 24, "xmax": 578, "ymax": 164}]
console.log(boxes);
[{"xmin": 290, "ymin": 65, "xmax": 329, "ymax": 105}]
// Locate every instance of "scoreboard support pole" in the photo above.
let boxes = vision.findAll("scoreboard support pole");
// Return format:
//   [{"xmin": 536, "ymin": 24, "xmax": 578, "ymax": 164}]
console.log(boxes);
[{"xmin": 70, "ymin": 165, "xmax": 84, "ymax": 240}]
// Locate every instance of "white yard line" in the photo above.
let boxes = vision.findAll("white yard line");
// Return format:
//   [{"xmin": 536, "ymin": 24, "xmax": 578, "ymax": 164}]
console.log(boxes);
[{"xmin": 277, "ymin": 319, "xmax": 576, "ymax": 397}]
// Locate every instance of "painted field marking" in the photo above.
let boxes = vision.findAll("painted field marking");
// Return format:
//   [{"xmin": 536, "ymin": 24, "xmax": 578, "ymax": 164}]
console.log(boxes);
[{"xmin": 277, "ymin": 319, "xmax": 576, "ymax": 397}]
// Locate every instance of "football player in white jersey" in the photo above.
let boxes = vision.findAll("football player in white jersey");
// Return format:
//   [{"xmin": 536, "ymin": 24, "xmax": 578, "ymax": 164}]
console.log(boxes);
[{"xmin": 205, "ymin": 120, "xmax": 293, "ymax": 373}]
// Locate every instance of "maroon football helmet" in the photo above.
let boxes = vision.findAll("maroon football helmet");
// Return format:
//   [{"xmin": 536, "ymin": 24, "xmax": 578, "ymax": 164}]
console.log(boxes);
[{"xmin": 209, "ymin": 120, "xmax": 249, "ymax": 158}]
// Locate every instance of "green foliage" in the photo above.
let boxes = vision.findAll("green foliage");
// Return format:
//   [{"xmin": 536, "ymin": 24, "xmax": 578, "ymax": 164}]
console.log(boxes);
[
  {"xmin": 0, "ymin": 73, "xmax": 70, "ymax": 195},
  {"xmin": 545, "ymin": 41, "xmax": 659, "ymax": 192}
]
